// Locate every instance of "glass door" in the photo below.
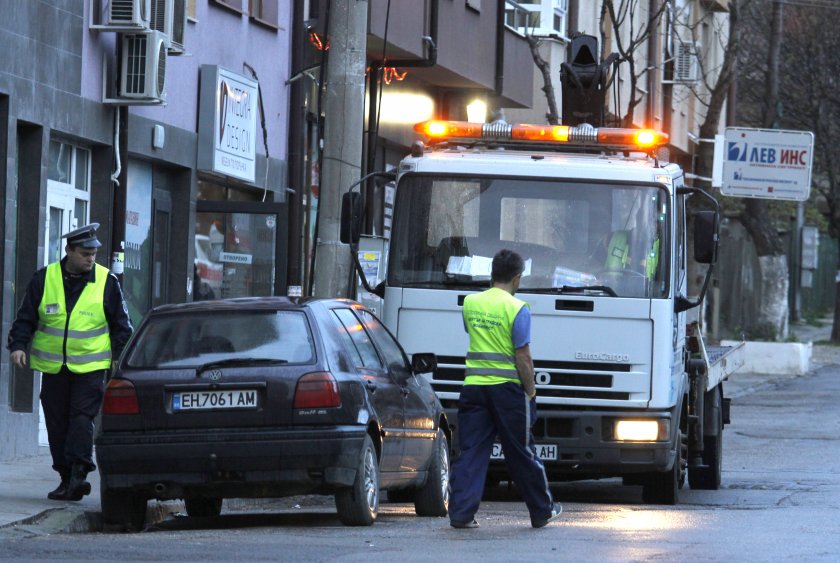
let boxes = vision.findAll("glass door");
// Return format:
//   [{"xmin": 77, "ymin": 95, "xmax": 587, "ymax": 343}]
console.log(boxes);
[{"xmin": 195, "ymin": 201, "xmax": 288, "ymax": 300}]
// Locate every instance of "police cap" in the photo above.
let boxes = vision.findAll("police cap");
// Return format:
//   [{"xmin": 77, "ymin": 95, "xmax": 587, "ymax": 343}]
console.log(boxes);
[{"xmin": 62, "ymin": 223, "xmax": 102, "ymax": 249}]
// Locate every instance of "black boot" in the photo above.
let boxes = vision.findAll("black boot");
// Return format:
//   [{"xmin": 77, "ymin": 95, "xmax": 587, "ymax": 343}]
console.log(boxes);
[
  {"xmin": 47, "ymin": 473, "xmax": 70, "ymax": 501},
  {"xmin": 64, "ymin": 463, "xmax": 92, "ymax": 501}
]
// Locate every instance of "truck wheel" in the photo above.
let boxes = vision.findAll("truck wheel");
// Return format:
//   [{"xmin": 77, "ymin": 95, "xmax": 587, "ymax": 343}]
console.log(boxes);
[
  {"xmin": 184, "ymin": 497, "xmax": 223, "ymax": 518},
  {"xmin": 414, "ymin": 429, "xmax": 450, "ymax": 517},
  {"xmin": 101, "ymin": 482, "xmax": 147, "ymax": 531},
  {"xmin": 642, "ymin": 429, "xmax": 686, "ymax": 505},
  {"xmin": 689, "ymin": 388, "xmax": 723, "ymax": 490},
  {"xmin": 335, "ymin": 435, "xmax": 379, "ymax": 526}
]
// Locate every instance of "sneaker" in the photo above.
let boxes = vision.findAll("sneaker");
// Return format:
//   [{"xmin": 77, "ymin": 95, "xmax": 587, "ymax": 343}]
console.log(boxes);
[
  {"xmin": 450, "ymin": 519, "xmax": 480, "ymax": 529},
  {"xmin": 531, "ymin": 504, "xmax": 563, "ymax": 528}
]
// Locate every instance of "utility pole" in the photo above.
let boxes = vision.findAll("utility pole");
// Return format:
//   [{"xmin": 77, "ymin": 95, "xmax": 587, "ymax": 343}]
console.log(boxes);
[{"xmin": 312, "ymin": 0, "xmax": 368, "ymax": 298}]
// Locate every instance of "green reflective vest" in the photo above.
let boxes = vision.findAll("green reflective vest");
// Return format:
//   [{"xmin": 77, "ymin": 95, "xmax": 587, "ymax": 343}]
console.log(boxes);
[
  {"xmin": 463, "ymin": 287, "xmax": 527, "ymax": 386},
  {"xmin": 30, "ymin": 262, "xmax": 112, "ymax": 374}
]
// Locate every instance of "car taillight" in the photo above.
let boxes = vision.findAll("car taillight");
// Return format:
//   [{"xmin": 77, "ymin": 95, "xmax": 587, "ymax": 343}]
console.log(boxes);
[
  {"xmin": 102, "ymin": 379, "xmax": 140, "ymax": 415},
  {"xmin": 293, "ymin": 372, "xmax": 341, "ymax": 409}
]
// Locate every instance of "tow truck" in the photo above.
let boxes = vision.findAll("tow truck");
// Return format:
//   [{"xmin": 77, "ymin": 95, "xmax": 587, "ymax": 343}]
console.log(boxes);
[{"xmin": 342, "ymin": 119, "xmax": 744, "ymax": 504}]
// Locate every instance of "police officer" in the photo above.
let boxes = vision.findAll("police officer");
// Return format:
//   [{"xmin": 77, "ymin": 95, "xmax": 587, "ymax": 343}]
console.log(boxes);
[
  {"xmin": 7, "ymin": 223, "xmax": 133, "ymax": 501},
  {"xmin": 448, "ymin": 249, "xmax": 561, "ymax": 529}
]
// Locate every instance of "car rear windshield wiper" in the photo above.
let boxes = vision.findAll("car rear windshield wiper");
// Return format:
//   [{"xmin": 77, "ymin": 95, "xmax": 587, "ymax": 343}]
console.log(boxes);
[
  {"xmin": 197, "ymin": 358, "xmax": 289, "ymax": 373},
  {"xmin": 523, "ymin": 285, "xmax": 618, "ymax": 297}
]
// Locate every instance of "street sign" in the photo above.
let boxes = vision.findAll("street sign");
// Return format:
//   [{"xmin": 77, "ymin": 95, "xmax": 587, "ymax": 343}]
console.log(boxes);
[{"xmin": 720, "ymin": 127, "xmax": 814, "ymax": 201}]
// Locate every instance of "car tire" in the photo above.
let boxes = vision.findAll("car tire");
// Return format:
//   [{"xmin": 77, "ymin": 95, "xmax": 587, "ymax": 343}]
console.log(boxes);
[
  {"xmin": 414, "ymin": 429, "xmax": 450, "ymax": 517},
  {"xmin": 184, "ymin": 497, "xmax": 223, "ymax": 518},
  {"xmin": 100, "ymin": 482, "xmax": 147, "ymax": 531},
  {"xmin": 335, "ymin": 435, "xmax": 379, "ymax": 526}
]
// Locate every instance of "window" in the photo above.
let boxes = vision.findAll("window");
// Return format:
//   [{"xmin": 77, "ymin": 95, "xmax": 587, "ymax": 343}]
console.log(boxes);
[
  {"xmin": 249, "ymin": 0, "xmax": 278, "ymax": 28},
  {"xmin": 187, "ymin": 0, "xmax": 197, "ymax": 20},
  {"xmin": 212, "ymin": 0, "xmax": 243, "ymax": 14},
  {"xmin": 332, "ymin": 309, "xmax": 382, "ymax": 369},
  {"xmin": 47, "ymin": 140, "xmax": 91, "ymax": 244},
  {"xmin": 356, "ymin": 310, "xmax": 409, "ymax": 375}
]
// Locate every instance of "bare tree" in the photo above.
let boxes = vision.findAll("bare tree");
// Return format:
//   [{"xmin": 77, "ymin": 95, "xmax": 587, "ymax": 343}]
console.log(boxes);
[
  {"xmin": 599, "ymin": 0, "xmax": 668, "ymax": 127},
  {"xmin": 777, "ymin": 7, "xmax": 840, "ymax": 340}
]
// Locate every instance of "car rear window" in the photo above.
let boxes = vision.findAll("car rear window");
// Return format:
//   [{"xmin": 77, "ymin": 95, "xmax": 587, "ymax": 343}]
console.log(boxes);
[{"xmin": 125, "ymin": 310, "xmax": 315, "ymax": 368}]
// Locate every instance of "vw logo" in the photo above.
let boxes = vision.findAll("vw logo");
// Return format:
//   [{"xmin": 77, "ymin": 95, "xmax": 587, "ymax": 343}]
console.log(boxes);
[{"xmin": 208, "ymin": 369, "xmax": 223, "ymax": 381}]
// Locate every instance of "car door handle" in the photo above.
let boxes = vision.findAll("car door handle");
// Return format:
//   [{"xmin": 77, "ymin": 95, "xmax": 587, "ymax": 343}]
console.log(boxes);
[
  {"xmin": 366, "ymin": 380, "xmax": 377, "ymax": 393},
  {"xmin": 400, "ymin": 387, "xmax": 410, "ymax": 397}
]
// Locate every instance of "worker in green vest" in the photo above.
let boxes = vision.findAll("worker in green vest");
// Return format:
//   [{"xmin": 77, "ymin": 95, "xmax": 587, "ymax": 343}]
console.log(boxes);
[
  {"xmin": 7, "ymin": 223, "xmax": 133, "ymax": 501},
  {"xmin": 448, "ymin": 249, "xmax": 561, "ymax": 529}
]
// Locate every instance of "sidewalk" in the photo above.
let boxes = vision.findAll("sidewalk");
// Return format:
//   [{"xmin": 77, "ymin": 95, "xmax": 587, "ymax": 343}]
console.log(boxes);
[{"xmin": 0, "ymin": 319, "xmax": 835, "ymax": 534}]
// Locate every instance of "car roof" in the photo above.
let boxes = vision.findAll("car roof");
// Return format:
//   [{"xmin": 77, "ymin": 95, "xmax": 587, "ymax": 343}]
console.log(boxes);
[{"xmin": 149, "ymin": 296, "xmax": 362, "ymax": 316}]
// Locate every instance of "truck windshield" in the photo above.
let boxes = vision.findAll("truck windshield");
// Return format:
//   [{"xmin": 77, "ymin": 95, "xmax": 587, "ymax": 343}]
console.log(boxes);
[{"xmin": 388, "ymin": 175, "xmax": 669, "ymax": 298}]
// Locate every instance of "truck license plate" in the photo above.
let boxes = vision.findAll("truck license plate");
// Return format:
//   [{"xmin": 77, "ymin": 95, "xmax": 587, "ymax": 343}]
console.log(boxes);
[
  {"xmin": 172, "ymin": 389, "xmax": 258, "ymax": 411},
  {"xmin": 491, "ymin": 443, "xmax": 558, "ymax": 461}
]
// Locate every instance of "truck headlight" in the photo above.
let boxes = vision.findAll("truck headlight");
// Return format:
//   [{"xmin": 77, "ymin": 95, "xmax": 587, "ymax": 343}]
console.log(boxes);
[{"xmin": 614, "ymin": 419, "xmax": 669, "ymax": 442}]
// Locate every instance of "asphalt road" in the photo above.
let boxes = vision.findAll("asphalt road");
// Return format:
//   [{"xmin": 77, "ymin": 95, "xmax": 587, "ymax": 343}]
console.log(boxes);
[{"xmin": 1, "ymin": 364, "xmax": 838, "ymax": 562}]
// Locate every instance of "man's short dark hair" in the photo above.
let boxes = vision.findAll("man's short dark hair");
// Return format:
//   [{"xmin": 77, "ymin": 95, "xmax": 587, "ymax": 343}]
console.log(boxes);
[{"xmin": 491, "ymin": 249, "xmax": 525, "ymax": 283}]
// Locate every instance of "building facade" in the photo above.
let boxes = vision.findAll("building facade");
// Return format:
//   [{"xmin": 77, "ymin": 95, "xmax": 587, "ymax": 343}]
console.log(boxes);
[{"xmin": 0, "ymin": 0, "xmax": 292, "ymax": 460}]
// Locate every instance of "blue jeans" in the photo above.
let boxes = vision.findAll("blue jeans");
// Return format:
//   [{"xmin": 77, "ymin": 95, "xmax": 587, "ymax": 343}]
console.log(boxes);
[{"xmin": 448, "ymin": 382, "xmax": 554, "ymax": 523}]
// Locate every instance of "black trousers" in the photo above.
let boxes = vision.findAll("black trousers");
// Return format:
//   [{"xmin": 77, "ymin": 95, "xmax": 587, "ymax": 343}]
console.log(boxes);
[{"xmin": 40, "ymin": 367, "xmax": 106, "ymax": 477}]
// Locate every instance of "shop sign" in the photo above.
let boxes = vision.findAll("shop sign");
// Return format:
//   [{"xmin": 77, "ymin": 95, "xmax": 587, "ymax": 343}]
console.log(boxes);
[
  {"xmin": 198, "ymin": 65, "xmax": 259, "ymax": 183},
  {"xmin": 720, "ymin": 127, "xmax": 814, "ymax": 201}
]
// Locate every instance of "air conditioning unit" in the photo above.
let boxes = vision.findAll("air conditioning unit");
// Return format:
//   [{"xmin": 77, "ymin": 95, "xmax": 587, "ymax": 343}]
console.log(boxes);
[
  {"xmin": 119, "ymin": 31, "xmax": 168, "ymax": 102},
  {"xmin": 148, "ymin": 0, "xmax": 187, "ymax": 55},
  {"xmin": 673, "ymin": 42, "xmax": 698, "ymax": 83},
  {"xmin": 94, "ymin": 0, "xmax": 152, "ymax": 30}
]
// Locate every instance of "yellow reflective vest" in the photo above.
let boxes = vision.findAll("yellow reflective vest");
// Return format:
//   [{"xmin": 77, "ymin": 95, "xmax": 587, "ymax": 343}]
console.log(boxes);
[
  {"xmin": 30, "ymin": 262, "xmax": 112, "ymax": 374},
  {"xmin": 463, "ymin": 287, "xmax": 527, "ymax": 386}
]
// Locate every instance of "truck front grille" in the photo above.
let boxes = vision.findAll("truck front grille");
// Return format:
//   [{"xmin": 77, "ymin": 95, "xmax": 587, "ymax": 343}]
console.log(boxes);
[{"xmin": 432, "ymin": 356, "xmax": 633, "ymax": 403}]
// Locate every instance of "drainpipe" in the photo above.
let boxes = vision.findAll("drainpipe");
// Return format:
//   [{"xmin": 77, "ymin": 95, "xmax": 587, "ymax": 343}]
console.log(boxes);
[
  {"xmin": 495, "ymin": 0, "xmax": 505, "ymax": 96},
  {"xmin": 286, "ymin": 0, "xmax": 306, "ymax": 291}
]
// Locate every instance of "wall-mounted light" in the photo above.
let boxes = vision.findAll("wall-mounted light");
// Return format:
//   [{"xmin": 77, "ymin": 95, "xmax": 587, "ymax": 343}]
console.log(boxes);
[
  {"xmin": 466, "ymin": 99, "xmax": 487, "ymax": 123},
  {"xmin": 376, "ymin": 92, "xmax": 435, "ymax": 125}
]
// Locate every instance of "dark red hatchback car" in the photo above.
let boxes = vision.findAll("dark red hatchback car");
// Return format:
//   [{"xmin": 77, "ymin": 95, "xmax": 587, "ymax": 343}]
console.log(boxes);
[{"xmin": 95, "ymin": 297, "xmax": 449, "ymax": 529}]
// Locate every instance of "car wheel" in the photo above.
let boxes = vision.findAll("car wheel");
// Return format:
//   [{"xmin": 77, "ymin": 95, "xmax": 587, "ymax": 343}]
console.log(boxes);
[
  {"xmin": 642, "ymin": 428, "xmax": 686, "ymax": 505},
  {"xmin": 100, "ymin": 482, "xmax": 147, "ymax": 531},
  {"xmin": 335, "ymin": 435, "xmax": 379, "ymax": 526},
  {"xmin": 184, "ymin": 497, "xmax": 223, "ymax": 518},
  {"xmin": 689, "ymin": 388, "xmax": 723, "ymax": 490},
  {"xmin": 414, "ymin": 429, "xmax": 450, "ymax": 517}
]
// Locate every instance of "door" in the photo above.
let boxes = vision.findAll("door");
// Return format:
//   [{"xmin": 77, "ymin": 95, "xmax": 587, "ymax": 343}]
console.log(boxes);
[
  {"xmin": 195, "ymin": 201, "xmax": 288, "ymax": 299},
  {"xmin": 41, "ymin": 141, "xmax": 92, "ymax": 445},
  {"xmin": 331, "ymin": 308, "xmax": 405, "ymax": 474},
  {"xmin": 359, "ymin": 310, "xmax": 436, "ymax": 473},
  {"xmin": 151, "ymin": 190, "xmax": 172, "ymax": 308}
]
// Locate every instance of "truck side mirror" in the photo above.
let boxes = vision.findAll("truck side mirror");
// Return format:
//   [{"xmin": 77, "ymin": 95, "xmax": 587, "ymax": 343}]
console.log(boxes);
[
  {"xmin": 693, "ymin": 210, "xmax": 719, "ymax": 264},
  {"xmin": 340, "ymin": 192, "xmax": 363, "ymax": 245}
]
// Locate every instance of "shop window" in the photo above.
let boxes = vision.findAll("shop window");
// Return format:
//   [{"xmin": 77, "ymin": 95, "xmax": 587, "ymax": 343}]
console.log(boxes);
[{"xmin": 250, "ymin": 0, "xmax": 279, "ymax": 28}]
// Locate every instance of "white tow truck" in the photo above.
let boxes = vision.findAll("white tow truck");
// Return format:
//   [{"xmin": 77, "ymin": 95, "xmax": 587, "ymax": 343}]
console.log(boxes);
[{"xmin": 343, "ymin": 119, "xmax": 744, "ymax": 504}]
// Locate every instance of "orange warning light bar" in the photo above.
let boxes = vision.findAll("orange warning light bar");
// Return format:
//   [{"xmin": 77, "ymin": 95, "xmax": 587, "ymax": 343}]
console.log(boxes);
[{"xmin": 414, "ymin": 120, "xmax": 669, "ymax": 150}]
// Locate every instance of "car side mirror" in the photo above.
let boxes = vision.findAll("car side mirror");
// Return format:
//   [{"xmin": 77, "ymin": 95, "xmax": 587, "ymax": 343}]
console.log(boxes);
[{"xmin": 411, "ymin": 353, "xmax": 437, "ymax": 374}]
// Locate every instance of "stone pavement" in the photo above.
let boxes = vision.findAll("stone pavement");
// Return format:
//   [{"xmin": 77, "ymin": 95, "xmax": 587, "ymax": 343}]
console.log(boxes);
[{"xmin": 0, "ymin": 318, "xmax": 835, "ymax": 535}]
